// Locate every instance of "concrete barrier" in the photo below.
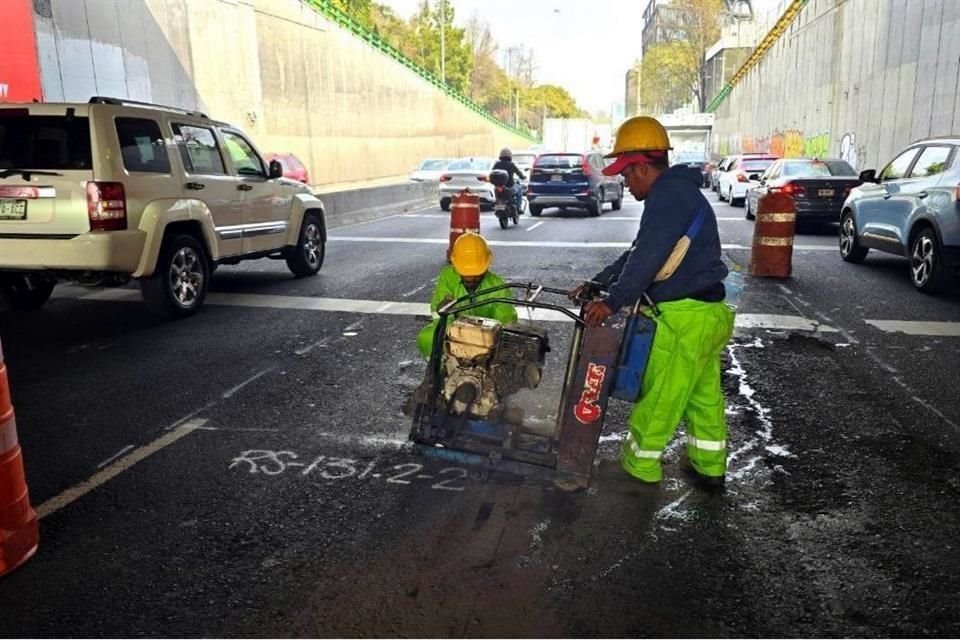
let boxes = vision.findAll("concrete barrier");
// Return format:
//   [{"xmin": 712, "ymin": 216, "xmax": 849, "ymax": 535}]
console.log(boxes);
[{"xmin": 320, "ymin": 180, "xmax": 438, "ymax": 229}]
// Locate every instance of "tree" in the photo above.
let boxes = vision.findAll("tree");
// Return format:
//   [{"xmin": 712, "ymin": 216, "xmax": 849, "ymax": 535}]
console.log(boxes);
[
  {"xmin": 329, "ymin": 0, "xmax": 373, "ymax": 26},
  {"xmin": 672, "ymin": 0, "xmax": 725, "ymax": 111},
  {"xmin": 640, "ymin": 41, "xmax": 699, "ymax": 114},
  {"xmin": 409, "ymin": 0, "xmax": 474, "ymax": 93}
]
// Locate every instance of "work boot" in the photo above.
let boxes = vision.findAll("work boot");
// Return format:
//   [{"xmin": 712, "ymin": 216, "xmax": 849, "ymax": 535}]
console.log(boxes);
[{"xmin": 679, "ymin": 452, "xmax": 726, "ymax": 491}]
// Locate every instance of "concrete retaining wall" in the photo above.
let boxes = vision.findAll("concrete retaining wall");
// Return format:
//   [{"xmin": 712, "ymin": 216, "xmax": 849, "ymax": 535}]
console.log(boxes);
[
  {"xmin": 320, "ymin": 180, "xmax": 438, "ymax": 229},
  {"xmin": 712, "ymin": 0, "xmax": 960, "ymax": 172},
  {"xmin": 31, "ymin": 0, "xmax": 532, "ymax": 187}
]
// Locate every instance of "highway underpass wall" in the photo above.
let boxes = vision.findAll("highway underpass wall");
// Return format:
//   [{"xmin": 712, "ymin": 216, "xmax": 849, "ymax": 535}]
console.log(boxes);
[
  {"xmin": 25, "ymin": 0, "xmax": 534, "ymax": 188},
  {"xmin": 711, "ymin": 0, "xmax": 960, "ymax": 173}
]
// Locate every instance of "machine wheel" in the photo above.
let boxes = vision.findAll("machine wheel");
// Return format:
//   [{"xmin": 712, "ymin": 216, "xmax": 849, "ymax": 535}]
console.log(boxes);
[
  {"xmin": 0, "ymin": 274, "xmax": 55, "ymax": 311},
  {"xmin": 440, "ymin": 198, "xmax": 450, "ymax": 211},
  {"xmin": 141, "ymin": 233, "xmax": 210, "ymax": 318},
  {"xmin": 285, "ymin": 213, "xmax": 325, "ymax": 277},
  {"xmin": 910, "ymin": 226, "xmax": 949, "ymax": 294},
  {"xmin": 611, "ymin": 186, "xmax": 623, "ymax": 210},
  {"xmin": 498, "ymin": 214, "xmax": 509, "ymax": 230},
  {"xmin": 530, "ymin": 205, "xmax": 542, "ymax": 217},
  {"xmin": 839, "ymin": 211, "xmax": 868, "ymax": 263}
]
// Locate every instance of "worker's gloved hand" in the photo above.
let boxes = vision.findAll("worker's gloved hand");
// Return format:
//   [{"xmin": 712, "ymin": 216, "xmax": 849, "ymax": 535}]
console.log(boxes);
[
  {"xmin": 584, "ymin": 300, "xmax": 614, "ymax": 328},
  {"xmin": 568, "ymin": 283, "xmax": 586, "ymax": 303}
]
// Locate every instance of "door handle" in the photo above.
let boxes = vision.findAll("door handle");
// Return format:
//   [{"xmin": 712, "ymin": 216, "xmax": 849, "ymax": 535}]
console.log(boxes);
[
  {"xmin": 882, "ymin": 192, "xmax": 892, "ymax": 199},
  {"xmin": 917, "ymin": 191, "xmax": 929, "ymax": 199},
  {"xmin": 185, "ymin": 182, "xmax": 205, "ymax": 190},
  {"xmin": 237, "ymin": 183, "xmax": 254, "ymax": 191}
]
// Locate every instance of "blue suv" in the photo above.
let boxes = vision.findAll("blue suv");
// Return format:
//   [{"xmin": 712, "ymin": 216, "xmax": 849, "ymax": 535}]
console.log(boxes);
[
  {"xmin": 527, "ymin": 152, "xmax": 623, "ymax": 217},
  {"xmin": 840, "ymin": 137, "xmax": 960, "ymax": 293}
]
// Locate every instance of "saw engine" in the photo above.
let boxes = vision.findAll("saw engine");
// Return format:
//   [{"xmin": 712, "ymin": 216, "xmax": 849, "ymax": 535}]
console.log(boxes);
[{"xmin": 441, "ymin": 316, "xmax": 550, "ymax": 419}]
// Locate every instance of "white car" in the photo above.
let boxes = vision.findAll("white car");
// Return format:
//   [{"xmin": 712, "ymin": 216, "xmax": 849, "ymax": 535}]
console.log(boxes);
[
  {"xmin": 512, "ymin": 152, "xmax": 538, "ymax": 180},
  {"xmin": 438, "ymin": 157, "xmax": 496, "ymax": 210},
  {"xmin": 717, "ymin": 155, "xmax": 778, "ymax": 206},
  {"xmin": 409, "ymin": 158, "xmax": 452, "ymax": 182}
]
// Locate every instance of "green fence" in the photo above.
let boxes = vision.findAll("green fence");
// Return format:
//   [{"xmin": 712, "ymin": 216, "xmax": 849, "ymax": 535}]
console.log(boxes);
[{"xmin": 305, "ymin": 0, "xmax": 537, "ymax": 143}]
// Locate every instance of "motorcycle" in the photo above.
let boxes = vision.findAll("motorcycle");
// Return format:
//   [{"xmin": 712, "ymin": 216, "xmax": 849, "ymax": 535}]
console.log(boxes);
[{"xmin": 489, "ymin": 169, "xmax": 520, "ymax": 229}]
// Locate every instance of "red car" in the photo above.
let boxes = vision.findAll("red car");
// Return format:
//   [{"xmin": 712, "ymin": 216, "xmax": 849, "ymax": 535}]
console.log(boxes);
[{"xmin": 264, "ymin": 152, "xmax": 310, "ymax": 184}]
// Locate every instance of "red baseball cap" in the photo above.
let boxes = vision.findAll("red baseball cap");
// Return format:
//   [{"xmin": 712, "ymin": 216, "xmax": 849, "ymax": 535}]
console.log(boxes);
[{"xmin": 601, "ymin": 150, "xmax": 669, "ymax": 176}]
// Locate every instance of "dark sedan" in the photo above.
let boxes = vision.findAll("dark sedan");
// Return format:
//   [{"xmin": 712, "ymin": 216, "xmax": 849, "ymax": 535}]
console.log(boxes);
[{"xmin": 745, "ymin": 158, "xmax": 860, "ymax": 222}]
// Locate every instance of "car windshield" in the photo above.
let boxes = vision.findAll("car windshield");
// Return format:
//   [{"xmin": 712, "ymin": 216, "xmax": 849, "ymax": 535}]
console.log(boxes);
[
  {"xmin": 418, "ymin": 159, "xmax": 449, "ymax": 171},
  {"xmin": 742, "ymin": 159, "xmax": 775, "ymax": 171},
  {"xmin": 536, "ymin": 154, "xmax": 582, "ymax": 169},
  {"xmin": 513, "ymin": 154, "xmax": 536, "ymax": 165},
  {"xmin": 0, "ymin": 114, "xmax": 93, "ymax": 170},
  {"xmin": 448, "ymin": 158, "xmax": 493, "ymax": 171}
]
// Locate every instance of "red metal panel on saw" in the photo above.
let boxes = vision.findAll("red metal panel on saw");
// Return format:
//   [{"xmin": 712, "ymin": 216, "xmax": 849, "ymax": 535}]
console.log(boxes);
[
  {"xmin": 556, "ymin": 324, "xmax": 621, "ymax": 478},
  {"xmin": 0, "ymin": 0, "xmax": 43, "ymax": 102}
]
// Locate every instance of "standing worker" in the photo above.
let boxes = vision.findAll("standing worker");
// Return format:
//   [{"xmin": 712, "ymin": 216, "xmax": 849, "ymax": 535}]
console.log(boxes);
[
  {"xmin": 492, "ymin": 148, "xmax": 526, "ymax": 214},
  {"xmin": 571, "ymin": 116, "xmax": 734, "ymax": 489}
]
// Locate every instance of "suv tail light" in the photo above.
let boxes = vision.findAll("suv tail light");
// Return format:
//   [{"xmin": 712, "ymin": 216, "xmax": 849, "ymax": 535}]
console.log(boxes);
[
  {"xmin": 581, "ymin": 156, "xmax": 592, "ymax": 177},
  {"xmin": 439, "ymin": 175, "xmax": 452, "ymax": 182},
  {"xmin": 736, "ymin": 172, "xmax": 750, "ymax": 183},
  {"xmin": 86, "ymin": 181, "xmax": 127, "ymax": 231}
]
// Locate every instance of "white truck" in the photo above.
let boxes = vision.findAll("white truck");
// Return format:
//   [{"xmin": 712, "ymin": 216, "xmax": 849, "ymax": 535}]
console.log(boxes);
[{"xmin": 542, "ymin": 119, "xmax": 612, "ymax": 153}]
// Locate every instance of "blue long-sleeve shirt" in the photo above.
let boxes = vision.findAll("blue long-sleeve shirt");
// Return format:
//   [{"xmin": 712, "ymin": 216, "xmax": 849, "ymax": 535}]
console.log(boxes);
[{"xmin": 594, "ymin": 165, "xmax": 728, "ymax": 311}]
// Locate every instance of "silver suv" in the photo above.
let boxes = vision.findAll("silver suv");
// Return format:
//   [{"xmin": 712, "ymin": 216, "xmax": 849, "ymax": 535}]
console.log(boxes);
[{"xmin": 0, "ymin": 97, "xmax": 327, "ymax": 317}]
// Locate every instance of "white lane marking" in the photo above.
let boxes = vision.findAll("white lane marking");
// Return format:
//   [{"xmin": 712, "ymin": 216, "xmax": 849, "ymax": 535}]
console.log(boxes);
[
  {"xmin": 96, "ymin": 445, "xmax": 134, "ymax": 469},
  {"xmin": 222, "ymin": 368, "xmax": 273, "ymax": 398},
  {"xmin": 736, "ymin": 313, "xmax": 839, "ymax": 333},
  {"xmin": 328, "ymin": 236, "xmax": 836, "ymax": 251},
  {"xmin": 36, "ymin": 419, "xmax": 206, "ymax": 519},
  {"xmin": 527, "ymin": 221, "xmax": 545, "ymax": 232},
  {"xmin": 865, "ymin": 320, "xmax": 960, "ymax": 337}
]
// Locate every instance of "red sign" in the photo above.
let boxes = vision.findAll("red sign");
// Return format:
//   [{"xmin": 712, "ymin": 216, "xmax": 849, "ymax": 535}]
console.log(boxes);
[
  {"xmin": 0, "ymin": 0, "xmax": 43, "ymax": 102},
  {"xmin": 574, "ymin": 363, "xmax": 607, "ymax": 424}
]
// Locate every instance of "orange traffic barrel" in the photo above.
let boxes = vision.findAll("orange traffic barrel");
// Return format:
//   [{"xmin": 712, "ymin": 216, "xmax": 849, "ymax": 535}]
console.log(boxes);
[
  {"xmin": 749, "ymin": 191, "xmax": 796, "ymax": 278},
  {"xmin": 449, "ymin": 189, "xmax": 481, "ymax": 257},
  {"xmin": 0, "ymin": 339, "xmax": 38, "ymax": 577}
]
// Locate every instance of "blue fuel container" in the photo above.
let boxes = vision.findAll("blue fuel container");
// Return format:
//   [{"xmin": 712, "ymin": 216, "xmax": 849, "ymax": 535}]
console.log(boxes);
[{"xmin": 611, "ymin": 314, "xmax": 656, "ymax": 402}]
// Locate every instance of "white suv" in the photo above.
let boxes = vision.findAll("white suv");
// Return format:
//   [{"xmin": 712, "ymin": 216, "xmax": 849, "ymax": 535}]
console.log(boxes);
[
  {"xmin": 0, "ymin": 98, "xmax": 327, "ymax": 317},
  {"xmin": 717, "ymin": 154, "xmax": 779, "ymax": 206}
]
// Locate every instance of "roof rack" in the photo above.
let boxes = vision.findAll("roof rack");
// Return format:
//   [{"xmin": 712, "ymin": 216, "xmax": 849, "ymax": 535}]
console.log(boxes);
[{"xmin": 88, "ymin": 96, "xmax": 208, "ymax": 119}]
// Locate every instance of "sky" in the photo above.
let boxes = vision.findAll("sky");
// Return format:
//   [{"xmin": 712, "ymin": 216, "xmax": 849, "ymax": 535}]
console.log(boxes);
[{"xmin": 380, "ymin": 0, "xmax": 643, "ymax": 114}]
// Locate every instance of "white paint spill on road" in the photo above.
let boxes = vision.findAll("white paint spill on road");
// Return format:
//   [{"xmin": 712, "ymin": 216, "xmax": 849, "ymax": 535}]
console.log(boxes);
[
  {"xmin": 401, "ymin": 284, "xmax": 428, "ymax": 298},
  {"xmin": 657, "ymin": 490, "xmax": 695, "ymax": 522},
  {"xmin": 37, "ymin": 419, "xmax": 207, "ymax": 519},
  {"xmin": 526, "ymin": 221, "xmax": 545, "ymax": 232},
  {"xmin": 295, "ymin": 336, "xmax": 331, "ymax": 356},
  {"xmin": 736, "ymin": 314, "xmax": 838, "ymax": 333},
  {"xmin": 529, "ymin": 519, "xmax": 551, "ymax": 551}
]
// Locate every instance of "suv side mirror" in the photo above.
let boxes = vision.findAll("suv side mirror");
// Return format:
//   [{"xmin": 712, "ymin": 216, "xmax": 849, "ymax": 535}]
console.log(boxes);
[
  {"xmin": 859, "ymin": 169, "xmax": 877, "ymax": 183},
  {"xmin": 268, "ymin": 160, "xmax": 284, "ymax": 179}
]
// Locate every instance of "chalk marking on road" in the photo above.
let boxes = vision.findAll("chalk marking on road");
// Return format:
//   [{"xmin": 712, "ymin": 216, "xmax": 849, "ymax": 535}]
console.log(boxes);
[
  {"xmin": 96, "ymin": 445, "xmax": 134, "ymax": 469},
  {"xmin": 344, "ymin": 319, "xmax": 365, "ymax": 332},
  {"xmin": 328, "ymin": 236, "xmax": 837, "ymax": 251},
  {"xmin": 295, "ymin": 336, "xmax": 332, "ymax": 356},
  {"xmin": 526, "ymin": 221, "xmax": 545, "ymax": 232},
  {"xmin": 401, "ymin": 283, "xmax": 428, "ymax": 298},
  {"xmin": 865, "ymin": 320, "xmax": 960, "ymax": 337},
  {"xmin": 36, "ymin": 419, "xmax": 207, "ymax": 519},
  {"xmin": 223, "ymin": 368, "xmax": 273, "ymax": 399}
]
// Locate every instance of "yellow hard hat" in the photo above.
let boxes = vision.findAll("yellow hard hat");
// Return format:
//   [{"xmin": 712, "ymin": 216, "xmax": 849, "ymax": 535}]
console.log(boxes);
[
  {"xmin": 606, "ymin": 116, "xmax": 672, "ymax": 157},
  {"xmin": 450, "ymin": 232, "xmax": 492, "ymax": 277}
]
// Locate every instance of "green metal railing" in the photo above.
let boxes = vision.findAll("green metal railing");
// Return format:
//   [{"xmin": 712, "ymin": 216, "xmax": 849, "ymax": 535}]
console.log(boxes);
[
  {"xmin": 305, "ymin": 0, "xmax": 537, "ymax": 142},
  {"xmin": 706, "ymin": 0, "xmax": 810, "ymax": 113}
]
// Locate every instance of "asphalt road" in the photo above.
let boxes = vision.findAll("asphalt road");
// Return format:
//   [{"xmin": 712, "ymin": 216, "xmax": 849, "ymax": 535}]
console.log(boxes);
[{"xmin": 1, "ymin": 188, "xmax": 959, "ymax": 637}]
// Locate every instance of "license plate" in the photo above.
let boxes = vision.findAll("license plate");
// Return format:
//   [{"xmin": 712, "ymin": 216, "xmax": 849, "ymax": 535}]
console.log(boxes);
[
  {"xmin": 494, "ymin": 203, "xmax": 505, "ymax": 211},
  {"xmin": 818, "ymin": 188, "xmax": 835, "ymax": 197},
  {"xmin": 551, "ymin": 174, "xmax": 563, "ymax": 182},
  {"xmin": 0, "ymin": 199, "xmax": 27, "ymax": 220}
]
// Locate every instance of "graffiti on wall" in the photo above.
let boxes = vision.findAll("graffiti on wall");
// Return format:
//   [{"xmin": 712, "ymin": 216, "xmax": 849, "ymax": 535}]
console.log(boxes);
[
  {"xmin": 717, "ymin": 128, "xmax": 870, "ymax": 166},
  {"xmin": 839, "ymin": 132, "xmax": 867, "ymax": 170}
]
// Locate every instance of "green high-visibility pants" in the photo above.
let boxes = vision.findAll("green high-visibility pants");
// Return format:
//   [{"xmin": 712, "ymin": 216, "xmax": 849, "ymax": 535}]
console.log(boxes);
[{"xmin": 621, "ymin": 298, "xmax": 735, "ymax": 482}]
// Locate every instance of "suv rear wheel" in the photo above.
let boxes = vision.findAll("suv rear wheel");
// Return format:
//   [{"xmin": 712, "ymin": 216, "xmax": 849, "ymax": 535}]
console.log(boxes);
[
  {"xmin": 141, "ymin": 233, "xmax": 210, "ymax": 318},
  {"xmin": 910, "ymin": 227, "xmax": 949, "ymax": 294},
  {"xmin": 286, "ymin": 213, "xmax": 325, "ymax": 277},
  {"xmin": 588, "ymin": 192, "xmax": 602, "ymax": 217},
  {"xmin": 0, "ymin": 275, "xmax": 55, "ymax": 311}
]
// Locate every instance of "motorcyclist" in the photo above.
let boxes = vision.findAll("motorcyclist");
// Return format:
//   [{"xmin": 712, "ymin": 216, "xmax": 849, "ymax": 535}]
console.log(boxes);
[{"xmin": 491, "ymin": 148, "xmax": 526, "ymax": 213}]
